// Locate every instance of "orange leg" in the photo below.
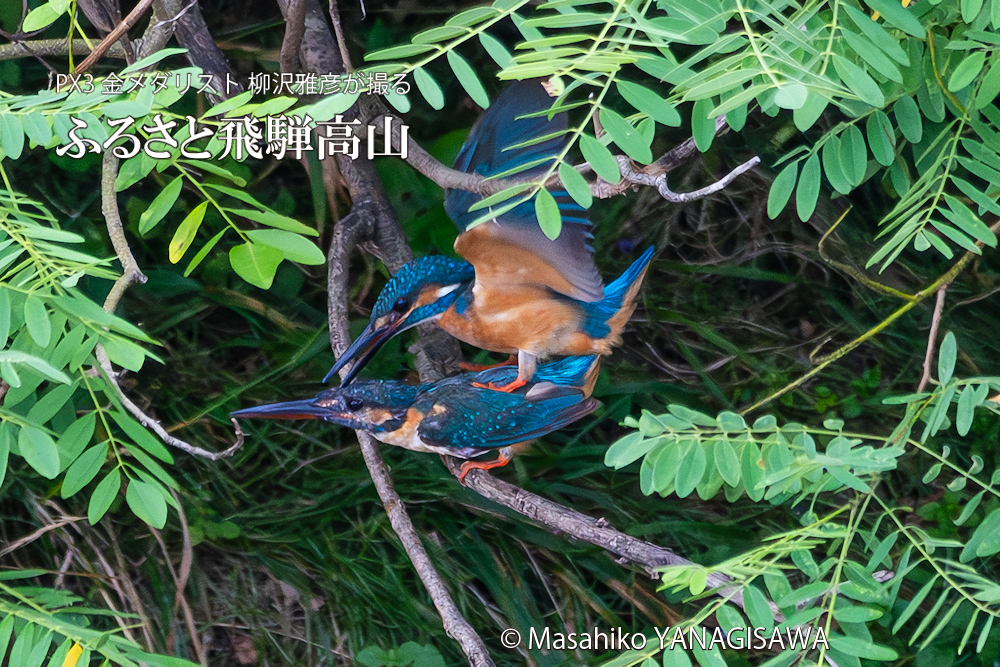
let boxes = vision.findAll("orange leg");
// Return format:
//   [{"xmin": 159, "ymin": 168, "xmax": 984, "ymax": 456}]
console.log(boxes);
[
  {"xmin": 458, "ymin": 449, "xmax": 512, "ymax": 484},
  {"xmin": 470, "ymin": 351, "xmax": 535, "ymax": 393},
  {"xmin": 459, "ymin": 354, "xmax": 517, "ymax": 372}
]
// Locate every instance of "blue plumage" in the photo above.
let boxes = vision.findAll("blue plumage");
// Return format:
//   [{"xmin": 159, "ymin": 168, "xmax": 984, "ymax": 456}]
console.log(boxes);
[{"xmin": 234, "ymin": 356, "xmax": 602, "ymax": 481}]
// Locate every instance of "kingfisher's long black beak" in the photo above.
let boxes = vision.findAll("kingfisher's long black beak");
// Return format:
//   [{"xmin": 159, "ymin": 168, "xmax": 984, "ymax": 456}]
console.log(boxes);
[
  {"xmin": 230, "ymin": 399, "xmax": 328, "ymax": 421},
  {"xmin": 323, "ymin": 320, "xmax": 403, "ymax": 385}
]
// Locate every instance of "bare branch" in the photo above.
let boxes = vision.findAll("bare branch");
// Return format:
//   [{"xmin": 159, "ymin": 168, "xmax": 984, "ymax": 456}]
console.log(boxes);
[
  {"xmin": 279, "ymin": 0, "xmax": 306, "ymax": 73},
  {"xmin": 0, "ymin": 38, "xmax": 126, "ymax": 62},
  {"xmin": 97, "ymin": 152, "xmax": 245, "ymax": 461},
  {"xmin": 918, "ymin": 284, "xmax": 949, "ymax": 392},
  {"xmin": 76, "ymin": 0, "xmax": 156, "ymax": 74},
  {"xmin": 614, "ymin": 154, "xmax": 762, "ymax": 203},
  {"xmin": 377, "ymin": 110, "xmax": 757, "ymax": 204}
]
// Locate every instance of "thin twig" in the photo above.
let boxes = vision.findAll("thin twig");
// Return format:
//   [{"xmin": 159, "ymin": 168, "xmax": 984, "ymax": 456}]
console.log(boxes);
[
  {"xmin": 97, "ymin": 152, "xmax": 245, "ymax": 460},
  {"xmin": 743, "ymin": 219, "xmax": 1000, "ymax": 414},
  {"xmin": 614, "ymin": 154, "xmax": 761, "ymax": 203},
  {"xmin": 76, "ymin": 0, "xmax": 157, "ymax": 74},
  {"xmin": 917, "ymin": 284, "xmax": 949, "ymax": 392},
  {"xmin": 379, "ymin": 111, "xmax": 757, "ymax": 203}
]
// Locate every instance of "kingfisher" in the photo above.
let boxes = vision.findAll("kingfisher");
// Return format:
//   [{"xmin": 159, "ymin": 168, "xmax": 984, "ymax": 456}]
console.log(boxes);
[
  {"xmin": 324, "ymin": 78, "xmax": 655, "ymax": 391},
  {"xmin": 234, "ymin": 356, "xmax": 601, "ymax": 482}
]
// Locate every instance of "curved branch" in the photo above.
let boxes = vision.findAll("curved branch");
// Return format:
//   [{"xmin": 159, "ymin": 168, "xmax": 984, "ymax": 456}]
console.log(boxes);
[
  {"xmin": 97, "ymin": 151, "xmax": 245, "ymax": 461},
  {"xmin": 378, "ymin": 110, "xmax": 757, "ymax": 203}
]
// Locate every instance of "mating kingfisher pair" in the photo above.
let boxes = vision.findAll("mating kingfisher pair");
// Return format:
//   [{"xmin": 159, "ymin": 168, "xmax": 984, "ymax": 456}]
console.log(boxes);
[{"xmin": 233, "ymin": 79, "xmax": 654, "ymax": 480}]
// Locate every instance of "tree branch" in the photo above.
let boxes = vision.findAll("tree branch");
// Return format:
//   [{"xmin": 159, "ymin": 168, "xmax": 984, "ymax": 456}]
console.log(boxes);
[
  {"xmin": 278, "ymin": 0, "xmax": 491, "ymax": 663},
  {"xmin": 0, "ymin": 39, "xmax": 126, "ymax": 62},
  {"xmin": 97, "ymin": 151, "xmax": 245, "ymax": 460},
  {"xmin": 375, "ymin": 110, "xmax": 757, "ymax": 203}
]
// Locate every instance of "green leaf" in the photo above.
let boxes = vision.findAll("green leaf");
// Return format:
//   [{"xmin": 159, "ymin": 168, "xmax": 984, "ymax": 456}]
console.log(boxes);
[
  {"xmin": 767, "ymin": 161, "xmax": 798, "ymax": 219},
  {"xmin": 534, "ymin": 188, "xmax": 562, "ymax": 241},
  {"xmin": 862, "ymin": 0, "xmax": 927, "ymax": 37},
  {"xmin": 828, "ymin": 634, "xmax": 898, "ymax": 660},
  {"xmin": 715, "ymin": 439, "xmax": 741, "ymax": 486},
  {"xmin": 674, "ymin": 441, "xmax": 706, "ymax": 497},
  {"xmin": 948, "ymin": 51, "xmax": 986, "ymax": 92},
  {"xmin": 842, "ymin": 4, "xmax": 910, "ymax": 64},
  {"xmin": 794, "ymin": 93, "xmax": 828, "ymax": 132},
  {"xmin": 19, "ymin": 426, "xmax": 60, "ymax": 479},
  {"xmin": 479, "ymin": 32, "xmax": 513, "ymax": 70},
  {"xmin": 833, "ymin": 55, "xmax": 885, "ymax": 107},
  {"xmin": 23, "ymin": 294, "xmax": 51, "ymax": 347},
  {"xmin": 62, "ymin": 443, "xmax": 108, "ymax": 498},
  {"xmin": 796, "ymin": 153, "xmax": 821, "ymax": 221},
  {"xmin": 169, "ymin": 201, "xmax": 207, "ymax": 264},
  {"xmin": 365, "ymin": 43, "xmax": 437, "ymax": 62},
  {"xmin": 102, "ymin": 335, "xmax": 147, "ymax": 372},
  {"xmin": 298, "ymin": 91, "xmax": 359, "ymax": 122},
  {"xmin": 126, "ymin": 479, "xmax": 168, "ymax": 528},
  {"xmin": 956, "ymin": 385, "xmax": 976, "ymax": 435},
  {"xmin": 600, "ymin": 107, "xmax": 652, "ymax": 163},
  {"xmin": 840, "ymin": 124, "xmax": 868, "ymax": 187},
  {"xmin": 447, "ymin": 51, "xmax": 489, "ymax": 109},
  {"xmin": 772, "ymin": 82, "xmax": 809, "ymax": 110},
  {"xmin": 579, "ymin": 133, "xmax": 620, "ymax": 183},
  {"xmin": 88, "ymin": 467, "xmax": 121, "ymax": 524},
  {"xmin": 867, "ymin": 111, "xmax": 896, "ymax": 167},
  {"xmin": 894, "ymin": 96, "xmax": 923, "ymax": 143},
  {"xmin": 962, "ymin": 0, "xmax": 985, "ymax": 24},
  {"xmin": 743, "ymin": 585, "xmax": 774, "ymax": 630},
  {"xmin": 0, "ymin": 286, "xmax": 9, "ymax": 349},
  {"xmin": 938, "ymin": 331, "xmax": 957, "ymax": 385},
  {"xmin": 121, "ymin": 46, "xmax": 188, "ymax": 74},
  {"xmin": 413, "ymin": 68, "xmax": 445, "ymax": 110},
  {"xmin": 661, "ymin": 646, "xmax": 693, "ymax": 667},
  {"xmin": 0, "ymin": 114, "xmax": 25, "ymax": 160},
  {"xmin": 691, "ymin": 98, "xmax": 716, "ymax": 152},
  {"xmin": 842, "ymin": 28, "xmax": 902, "ymax": 83},
  {"xmin": 22, "ymin": 3, "xmax": 64, "ymax": 32},
  {"xmin": 225, "ymin": 206, "xmax": 317, "ymax": 235},
  {"xmin": 230, "ymin": 241, "xmax": 284, "ymax": 289},
  {"xmin": 139, "ymin": 176, "xmax": 183, "ymax": 235},
  {"xmin": 110, "ymin": 411, "xmax": 174, "ymax": 463},
  {"xmin": 617, "ymin": 81, "xmax": 681, "ymax": 126},
  {"xmin": 832, "ymin": 604, "xmax": 883, "ymax": 623},
  {"xmin": 975, "ymin": 58, "xmax": 1000, "ymax": 109},
  {"xmin": 942, "ymin": 195, "xmax": 997, "ymax": 245},
  {"xmin": 956, "ymin": 489, "xmax": 985, "ymax": 526},
  {"xmin": 0, "ymin": 424, "xmax": 10, "ymax": 489},
  {"xmin": 822, "ymin": 136, "xmax": 852, "ymax": 194},
  {"xmin": 558, "ymin": 162, "xmax": 592, "ymax": 209},
  {"xmin": 246, "ymin": 229, "xmax": 325, "ymax": 265},
  {"xmin": 0, "ymin": 351, "xmax": 70, "ymax": 384}
]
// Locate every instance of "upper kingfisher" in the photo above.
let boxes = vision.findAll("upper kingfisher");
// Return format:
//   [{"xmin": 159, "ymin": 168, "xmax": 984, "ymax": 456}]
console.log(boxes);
[
  {"xmin": 234, "ymin": 356, "xmax": 601, "ymax": 482},
  {"xmin": 325, "ymin": 78, "xmax": 655, "ymax": 391}
]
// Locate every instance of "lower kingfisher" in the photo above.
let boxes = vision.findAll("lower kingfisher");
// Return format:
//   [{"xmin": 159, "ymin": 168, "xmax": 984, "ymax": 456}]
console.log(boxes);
[
  {"xmin": 235, "ymin": 356, "xmax": 601, "ymax": 482},
  {"xmin": 324, "ymin": 77, "xmax": 655, "ymax": 391}
]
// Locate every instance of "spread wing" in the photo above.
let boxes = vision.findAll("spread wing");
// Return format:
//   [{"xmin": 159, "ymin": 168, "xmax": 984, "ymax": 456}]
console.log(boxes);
[
  {"xmin": 445, "ymin": 79, "xmax": 604, "ymax": 303},
  {"xmin": 416, "ymin": 384, "xmax": 600, "ymax": 451}
]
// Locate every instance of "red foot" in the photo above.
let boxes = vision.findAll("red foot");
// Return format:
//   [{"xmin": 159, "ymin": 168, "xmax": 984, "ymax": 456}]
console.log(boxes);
[
  {"xmin": 459, "ymin": 355, "xmax": 517, "ymax": 372},
  {"xmin": 470, "ymin": 376, "xmax": 529, "ymax": 393},
  {"xmin": 458, "ymin": 452, "xmax": 512, "ymax": 484}
]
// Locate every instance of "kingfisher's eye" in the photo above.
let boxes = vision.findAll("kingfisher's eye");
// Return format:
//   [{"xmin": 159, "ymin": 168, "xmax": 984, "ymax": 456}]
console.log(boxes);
[
  {"xmin": 392, "ymin": 297, "xmax": 410, "ymax": 313},
  {"xmin": 346, "ymin": 398, "xmax": 364, "ymax": 411}
]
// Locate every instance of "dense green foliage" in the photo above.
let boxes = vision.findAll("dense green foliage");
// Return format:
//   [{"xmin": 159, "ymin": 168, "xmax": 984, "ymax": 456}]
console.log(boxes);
[{"xmin": 1, "ymin": 0, "xmax": 999, "ymax": 665}]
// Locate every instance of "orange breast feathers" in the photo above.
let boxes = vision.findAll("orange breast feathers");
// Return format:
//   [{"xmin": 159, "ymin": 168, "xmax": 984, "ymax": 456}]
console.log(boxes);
[{"xmin": 443, "ymin": 222, "xmax": 616, "ymax": 357}]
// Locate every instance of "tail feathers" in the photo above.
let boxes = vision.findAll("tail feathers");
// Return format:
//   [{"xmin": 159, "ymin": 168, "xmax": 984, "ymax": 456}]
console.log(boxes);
[{"xmin": 581, "ymin": 246, "xmax": 655, "ymax": 343}]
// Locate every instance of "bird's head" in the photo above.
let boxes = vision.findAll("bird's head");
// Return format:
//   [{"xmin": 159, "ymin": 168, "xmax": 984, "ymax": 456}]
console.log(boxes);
[
  {"xmin": 231, "ymin": 381, "xmax": 419, "ymax": 433},
  {"xmin": 325, "ymin": 256, "xmax": 474, "ymax": 384}
]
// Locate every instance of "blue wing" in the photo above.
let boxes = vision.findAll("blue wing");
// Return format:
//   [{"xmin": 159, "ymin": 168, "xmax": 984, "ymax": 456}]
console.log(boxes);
[
  {"xmin": 416, "ymin": 384, "xmax": 600, "ymax": 451},
  {"xmin": 445, "ymin": 79, "xmax": 604, "ymax": 303}
]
